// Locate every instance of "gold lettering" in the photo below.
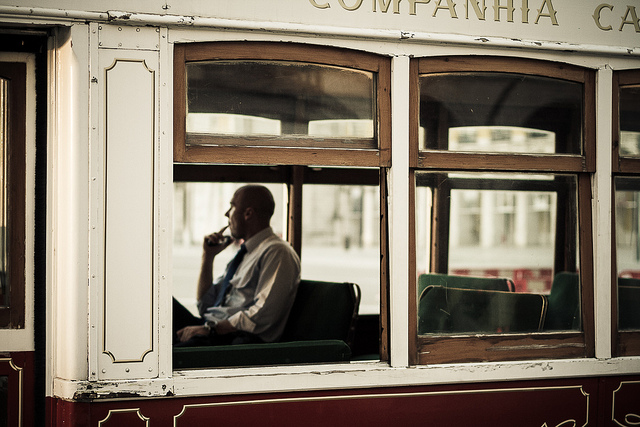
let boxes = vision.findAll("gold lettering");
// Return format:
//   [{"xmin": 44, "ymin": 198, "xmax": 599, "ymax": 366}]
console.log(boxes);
[
  {"xmin": 534, "ymin": 0, "xmax": 558, "ymax": 25},
  {"xmin": 373, "ymin": 0, "xmax": 402, "ymax": 13},
  {"xmin": 466, "ymin": 0, "xmax": 487, "ymax": 20},
  {"xmin": 338, "ymin": 0, "xmax": 364, "ymax": 10},
  {"xmin": 494, "ymin": 0, "xmax": 514, "ymax": 22},
  {"xmin": 521, "ymin": 0, "xmax": 529, "ymax": 23},
  {"xmin": 409, "ymin": 0, "xmax": 431, "ymax": 15},
  {"xmin": 593, "ymin": 3, "xmax": 613, "ymax": 30},
  {"xmin": 619, "ymin": 5, "xmax": 640, "ymax": 32},
  {"xmin": 309, "ymin": 0, "xmax": 331, "ymax": 8},
  {"xmin": 433, "ymin": 0, "xmax": 458, "ymax": 18}
]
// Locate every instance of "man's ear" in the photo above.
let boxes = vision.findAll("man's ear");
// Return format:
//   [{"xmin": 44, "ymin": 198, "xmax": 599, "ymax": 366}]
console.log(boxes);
[{"xmin": 243, "ymin": 207, "xmax": 255, "ymax": 221}]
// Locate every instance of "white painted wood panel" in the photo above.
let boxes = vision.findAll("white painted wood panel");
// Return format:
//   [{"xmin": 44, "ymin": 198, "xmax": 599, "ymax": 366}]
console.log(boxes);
[{"xmin": 96, "ymin": 38, "xmax": 159, "ymax": 379}]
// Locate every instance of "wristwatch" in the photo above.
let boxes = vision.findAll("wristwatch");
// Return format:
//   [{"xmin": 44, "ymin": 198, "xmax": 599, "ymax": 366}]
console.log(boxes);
[{"xmin": 203, "ymin": 320, "xmax": 218, "ymax": 334}]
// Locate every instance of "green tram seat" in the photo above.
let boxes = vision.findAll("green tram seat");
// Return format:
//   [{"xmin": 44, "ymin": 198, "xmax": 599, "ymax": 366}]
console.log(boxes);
[
  {"xmin": 173, "ymin": 280, "xmax": 361, "ymax": 369},
  {"xmin": 619, "ymin": 277, "xmax": 640, "ymax": 288},
  {"xmin": 619, "ymin": 278, "xmax": 640, "ymax": 330},
  {"xmin": 417, "ymin": 273, "xmax": 515, "ymax": 297},
  {"xmin": 418, "ymin": 286, "xmax": 547, "ymax": 334},
  {"xmin": 544, "ymin": 272, "xmax": 580, "ymax": 331}
]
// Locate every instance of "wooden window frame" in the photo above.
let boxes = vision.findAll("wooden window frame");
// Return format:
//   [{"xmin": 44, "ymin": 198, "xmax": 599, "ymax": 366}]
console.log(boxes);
[
  {"xmin": 412, "ymin": 56, "xmax": 596, "ymax": 173},
  {"xmin": 612, "ymin": 69, "xmax": 640, "ymax": 356},
  {"xmin": 173, "ymin": 42, "xmax": 391, "ymax": 168},
  {"xmin": 173, "ymin": 43, "xmax": 392, "ymax": 361},
  {"xmin": 0, "ymin": 62, "xmax": 26, "ymax": 328},
  {"xmin": 173, "ymin": 164, "xmax": 389, "ymax": 363},
  {"xmin": 409, "ymin": 56, "xmax": 596, "ymax": 365}
]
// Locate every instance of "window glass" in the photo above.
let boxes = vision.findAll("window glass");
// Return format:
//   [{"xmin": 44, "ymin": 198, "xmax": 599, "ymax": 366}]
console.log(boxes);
[
  {"xmin": 615, "ymin": 177, "xmax": 640, "ymax": 331},
  {"xmin": 419, "ymin": 73, "xmax": 582, "ymax": 154},
  {"xmin": 186, "ymin": 60, "xmax": 375, "ymax": 148},
  {"xmin": 416, "ymin": 171, "xmax": 581, "ymax": 335},
  {"xmin": 173, "ymin": 182, "xmax": 287, "ymax": 315},
  {"xmin": 619, "ymin": 85, "xmax": 640, "ymax": 157},
  {"xmin": 0, "ymin": 77, "xmax": 6, "ymax": 309},
  {"xmin": 301, "ymin": 183, "xmax": 380, "ymax": 314}
]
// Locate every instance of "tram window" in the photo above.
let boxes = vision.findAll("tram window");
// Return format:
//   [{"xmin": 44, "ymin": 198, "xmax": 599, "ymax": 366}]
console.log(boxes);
[
  {"xmin": 174, "ymin": 42, "xmax": 391, "ymax": 167},
  {"xmin": 615, "ymin": 177, "xmax": 640, "ymax": 332},
  {"xmin": 0, "ymin": 77, "xmax": 7, "ymax": 310},
  {"xmin": 618, "ymin": 86, "xmax": 640, "ymax": 157},
  {"xmin": 185, "ymin": 61, "xmax": 375, "ymax": 148},
  {"xmin": 416, "ymin": 172, "xmax": 580, "ymax": 334},
  {"xmin": 613, "ymin": 70, "xmax": 640, "ymax": 356},
  {"xmin": 412, "ymin": 57, "xmax": 595, "ymax": 364},
  {"xmin": 173, "ymin": 43, "xmax": 390, "ymax": 366},
  {"xmin": 172, "ymin": 163, "xmax": 384, "ymax": 365},
  {"xmin": 0, "ymin": 63, "xmax": 26, "ymax": 329},
  {"xmin": 419, "ymin": 73, "xmax": 583, "ymax": 155}
]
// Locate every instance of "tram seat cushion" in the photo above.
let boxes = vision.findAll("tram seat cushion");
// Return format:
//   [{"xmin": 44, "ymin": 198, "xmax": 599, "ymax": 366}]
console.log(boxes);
[
  {"xmin": 173, "ymin": 340, "xmax": 352, "ymax": 369},
  {"xmin": 173, "ymin": 280, "xmax": 360, "ymax": 369},
  {"xmin": 544, "ymin": 272, "xmax": 580, "ymax": 331},
  {"xmin": 418, "ymin": 286, "xmax": 547, "ymax": 334},
  {"xmin": 418, "ymin": 273, "xmax": 514, "ymax": 297}
]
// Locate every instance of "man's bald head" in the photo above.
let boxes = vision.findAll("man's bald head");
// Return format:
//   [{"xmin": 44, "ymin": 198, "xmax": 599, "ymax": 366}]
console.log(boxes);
[{"xmin": 234, "ymin": 185, "xmax": 275, "ymax": 222}]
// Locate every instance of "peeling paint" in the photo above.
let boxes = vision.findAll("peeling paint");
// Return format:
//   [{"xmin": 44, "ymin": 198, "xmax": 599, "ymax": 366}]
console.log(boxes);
[{"xmin": 522, "ymin": 362, "xmax": 554, "ymax": 371}]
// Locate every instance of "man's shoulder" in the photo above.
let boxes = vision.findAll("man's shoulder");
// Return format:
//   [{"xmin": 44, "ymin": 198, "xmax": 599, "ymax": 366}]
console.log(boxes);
[
  {"xmin": 261, "ymin": 234, "xmax": 295, "ymax": 252},
  {"xmin": 257, "ymin": 234, "xmax": 299, "ymax": 260}
]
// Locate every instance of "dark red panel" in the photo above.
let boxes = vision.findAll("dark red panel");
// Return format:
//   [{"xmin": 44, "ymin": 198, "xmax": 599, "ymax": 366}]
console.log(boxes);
[
  {"xmin": 610, "ymin": 378, "xmax": 640, "ymax": 427},
  {"xmin": 1, "ymin": 352, "xmax": 35, "ymax": 427},
  {"xmin": 172, "ymin": 381, "xmax": 594, "ymax": 427},
  {"xmin": 47, "ymin": 376, "xmax": 640, "ymax": 427}
]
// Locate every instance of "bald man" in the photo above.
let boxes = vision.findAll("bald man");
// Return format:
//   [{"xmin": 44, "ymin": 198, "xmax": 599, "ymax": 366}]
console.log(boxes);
[{"xmin": 174, "ymin": 185, "xmax": 301, "ymax": 346}]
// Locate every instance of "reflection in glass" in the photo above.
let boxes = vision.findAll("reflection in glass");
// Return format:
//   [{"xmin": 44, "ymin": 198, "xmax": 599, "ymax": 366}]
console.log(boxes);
[
  {"xmin": 619, "ymin": 85, "xmax": 640, "ymax": 157},
  {"xmin": 172, "ymin": 182, "xmax": 287, "ymax": 315},
  {"xmin": 419, "ymin": 73, "xmax": 582, "ymax": 154},
  {"xmin": 0, "ymin": 78, "xmax": 7, "ymax": 308},
  {"xmin": 615, "ymin": 177, "xmax": 640, "ymax": 331},
  {"xmin": 301, "ymin": 183, "xmax": 380, "ymax": 314},
  {"xmin": 186, "ymin": 61, "xmax": 375, "ymax": 146},
  {"xmin": 416, "ymin": 172, "xmax": 581, "ymax": 335}
]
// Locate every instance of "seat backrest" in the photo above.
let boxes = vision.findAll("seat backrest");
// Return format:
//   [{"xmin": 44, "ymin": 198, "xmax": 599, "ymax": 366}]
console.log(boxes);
[
  {"xmin": 418, "ymin": 286, "xmax": 547, "ymax": 335},
  {"xmin": 619, "ymin": 277, "xmax": 640, "ymax": 288},
  {"xmin": 619, "ymin": 285, "xmax": 640, "ymax": 330},
  {"xmin": 418, "ymin": 273, "xmax": 514, "ymax": 297},
  {"xmin": 544, "ymin": 272, "xmax": 580, "ymax": 331},
  {"xmin": 281, "ymin": 280, "xmax": 360, "ymax": 346}
]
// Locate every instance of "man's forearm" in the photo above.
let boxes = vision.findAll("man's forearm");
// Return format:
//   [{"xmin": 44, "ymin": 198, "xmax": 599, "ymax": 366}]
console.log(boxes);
[{"xmin": 196, "ymin": 253, "xmax": 215, "ymax": 301}]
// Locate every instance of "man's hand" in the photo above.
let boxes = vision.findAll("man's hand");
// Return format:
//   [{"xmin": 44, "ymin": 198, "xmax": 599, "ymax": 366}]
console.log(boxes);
[
  {"xmin": 176, "ymin": 325, "xmax": 209, "ymax": 343},
  {"xmin": 203, "ymin": 226, "xmax": 233, "ymax": 258}
]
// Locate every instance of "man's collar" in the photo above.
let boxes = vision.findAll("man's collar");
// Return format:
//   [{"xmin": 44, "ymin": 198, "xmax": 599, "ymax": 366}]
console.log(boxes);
[{"xmin": 242, "ymin": 227, "xmax": 273, "ymax": 253}]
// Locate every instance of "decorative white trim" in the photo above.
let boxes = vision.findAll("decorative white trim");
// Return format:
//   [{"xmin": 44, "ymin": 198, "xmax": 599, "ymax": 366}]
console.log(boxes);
[
  {"xmin": 0, "ymin": 6, "xmax": 638, "ymax": 57},
  {"xmin": 98, "ymin": 408, "xmax": 150, "ymax": 426}
]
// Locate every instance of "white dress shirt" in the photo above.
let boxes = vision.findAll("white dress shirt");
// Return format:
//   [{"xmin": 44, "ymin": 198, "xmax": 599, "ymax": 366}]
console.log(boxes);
[{"xmin": 198, "ymin": 227, "xmax": 301, "ymax": 342}]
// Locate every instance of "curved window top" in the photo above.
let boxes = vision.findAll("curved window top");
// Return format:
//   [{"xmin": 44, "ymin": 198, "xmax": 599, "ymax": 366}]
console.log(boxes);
[
  {"xmin": 619, "ymin": 85, "xmax": 640, "ymax": 158},
  {"xmin": 419, "ymin": 72, "xmax": 583, "ymax": 155},
  {"xmin": 174, "ymin": 43, "xmax": 391, "ymax": 167}
]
